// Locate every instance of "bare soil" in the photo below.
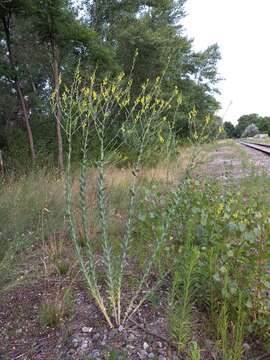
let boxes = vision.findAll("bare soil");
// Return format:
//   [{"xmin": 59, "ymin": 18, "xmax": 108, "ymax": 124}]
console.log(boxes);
[{"xmin": 201, "ymin": 141, "xmax": 270, "ymax": 180}]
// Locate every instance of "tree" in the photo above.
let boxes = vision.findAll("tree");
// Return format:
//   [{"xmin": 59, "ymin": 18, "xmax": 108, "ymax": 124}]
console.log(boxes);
[
  {"xmin": 223, "ymin": 121, "xmax": 236, "ymax": 138},
  {"xmin": 84, "ymin": 0, "xmax": 221, "ymax": 138},
  {"xmin": 235, "ymin": 114, "xmax": 259, "ymax": 137},
  {"xmin": 242, "ymin": 123, "xmax": 259, "ymax": 138},
  {"xmin": 31, "ymin": 0, "xmax": 116, "ymax": 169},
  {"xmin": 0, "ymin": 0, "xmax": 36, "ymax": 160},
  {"xmin": 235, "ymin": 113, "xmax": 270, "ymax": 137}
]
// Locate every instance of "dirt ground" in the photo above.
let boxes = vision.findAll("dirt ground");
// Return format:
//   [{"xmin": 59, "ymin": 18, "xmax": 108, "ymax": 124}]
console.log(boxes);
[{"xmin": 201, "ymin": 140, "xmax": 270, "ymax": 180}]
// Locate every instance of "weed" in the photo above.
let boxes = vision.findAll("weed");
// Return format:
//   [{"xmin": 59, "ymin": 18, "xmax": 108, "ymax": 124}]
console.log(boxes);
[
  {"xmin": 189, "ymin": 341, "xmax": 201, "ymax": 360},
  {"xmin": 39, "ymin": 303, "xmax": 60, "ymax": 328},
  {"xmin": 56, "ymin": 260, "xmax": 70, "ymax": 276},
  {"xmin": 168, "ymin": 239, "xmax": 200, "ymax": 351},
  {"xmin": 39, "ymin": 288, "xmax": 74, "ymax": 328},
  {"xmin": 60, "ymin": 68, "xmax": 188, "ymax": 328}
]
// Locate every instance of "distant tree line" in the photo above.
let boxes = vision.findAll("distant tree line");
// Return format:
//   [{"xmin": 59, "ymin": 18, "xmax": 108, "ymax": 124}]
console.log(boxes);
[
  {"xmin": 0, "ymin": 0, "xmax": 222, "ymax": 170},
  {"xmin": 224, "ymin": 114, "xmax": 270, "ymax": 138}
]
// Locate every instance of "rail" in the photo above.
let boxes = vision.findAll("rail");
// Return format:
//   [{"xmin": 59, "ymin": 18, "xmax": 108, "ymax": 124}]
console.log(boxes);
[{"xmin": 239, "ymin": 141, "xmax": 270, "ymax": 155}]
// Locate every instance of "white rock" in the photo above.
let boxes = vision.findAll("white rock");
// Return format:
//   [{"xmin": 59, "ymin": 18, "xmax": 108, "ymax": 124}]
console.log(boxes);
[
  {"xmin": 72, "ymin": 337, "xmax": 80, "ymax": 348},
  {"xmin": 82, "ymin": 326, "xmax": 93, "ymax": 333},
  {"xmin": 118, "ymin": 325, "xmax": 124, "ymax": 332},
  {"xmin": 143, "ymin": 342, "xmax": 150, "ymax": 351},
  {"xmin": 80, "ymin": 339, "xmax": 88, "ymax": 350}
]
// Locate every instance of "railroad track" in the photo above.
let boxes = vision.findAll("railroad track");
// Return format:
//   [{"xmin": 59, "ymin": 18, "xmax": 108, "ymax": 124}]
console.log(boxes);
[{"xmin": 239, "ymin": 141, "xmax": 270, "ymax": 155}]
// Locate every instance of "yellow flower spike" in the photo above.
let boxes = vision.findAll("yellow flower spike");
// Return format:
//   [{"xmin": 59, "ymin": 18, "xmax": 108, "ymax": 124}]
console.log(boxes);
[
  {"xmin": 82, "ymin": 87, "xmax": 90, "ymax": 96},
  {"xmin": 219, "ymin": 126, "xmax": 224, "ymax": 133},
  {"xmin": 90, "ymin": 74, "xmax": 96, "ymax": 87},
  {"xmin": 192, "ymin": 106, "xmax": 197, "ymax": 117},
  {"xmin": 159, "ymin": 131, "xmax": 165, "ymax": 144},
  {"xmin": 176, "ymin": 94, "xmax": 182, "ymax": 105},
  {"xmin": 135, "ymin": 97, "xmax": 140, "ymax": 106},
  {"xmin": 92, "ymin": 90, "xmax": 97, "ymax": 101},
  {"xmin": 123, "ymin": 98, "xmax": 130, "ymax": 107},
  {"xmin": 117, "ymin": 72, "xmax": 124, "ymax": 82},
  {"xmin": 205, "ymin": 115, "xmax": 210, "ymax": 125},
  {"xmin": 51, "ymin": 90, "xmax": 56, "ymax": 101},
  {"xmin": 216, "ymin": 203, "xmax": 224, "ymax": 215}
]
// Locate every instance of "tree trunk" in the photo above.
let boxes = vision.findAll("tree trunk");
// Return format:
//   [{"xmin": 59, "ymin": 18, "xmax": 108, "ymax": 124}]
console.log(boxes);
[
  {"xmin": 50, "ymin": 37, "xmax": 64, "ymax": 171},
  {"xmin": 2, "ymin": 15, "xmax": 36, "ymax": 161}
]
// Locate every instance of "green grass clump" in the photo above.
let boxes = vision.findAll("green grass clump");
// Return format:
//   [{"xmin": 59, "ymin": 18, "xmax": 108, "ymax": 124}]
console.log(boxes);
[{"xmin": 39, "ymin": 288, "xmax": 74, "ymax": 328}]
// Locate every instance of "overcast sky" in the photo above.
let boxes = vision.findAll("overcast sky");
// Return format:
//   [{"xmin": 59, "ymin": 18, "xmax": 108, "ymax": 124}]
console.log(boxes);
[{"xmin": 182, "ymin": 0, "xmax": 270, "ymax": 124}]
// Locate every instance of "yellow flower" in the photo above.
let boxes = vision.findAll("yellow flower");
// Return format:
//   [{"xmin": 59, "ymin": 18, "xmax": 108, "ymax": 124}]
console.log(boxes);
[
  {"xmin": 159, "ymin": 131, "xmax": 165, "ymax": 144},
  {"xmin": 82, "ymin": 87, "xmax": 90, "ymax": 96},
  {"xmin": 219, "ymin": 126, "xmax": 224, "ymax": 133},
  {"xmin": 92, "ymin": 90, "xmax": 97, "ymax": 101},
  {"xmin": 216, "ymin": 203, "xmax": 224, "ymax": 215}
]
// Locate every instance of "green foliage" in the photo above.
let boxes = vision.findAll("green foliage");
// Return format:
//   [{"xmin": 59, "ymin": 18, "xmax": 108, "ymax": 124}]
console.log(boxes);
[
  {"xmin": 224, "ymin": 121, "xmax": 236, "ymax": 138},
  {"xmin": 235, "ymin": 113, "xmax": 270, "ymax": 137},
  {"xmin": 169, "ymin": 178, "xmax": 270, "ymax": 346}
]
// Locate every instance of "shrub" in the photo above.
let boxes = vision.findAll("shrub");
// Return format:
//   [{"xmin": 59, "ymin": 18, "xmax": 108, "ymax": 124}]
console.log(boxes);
[{"xmin": 168, "ymin": 178, "xmax": 270, "ymax": 347}]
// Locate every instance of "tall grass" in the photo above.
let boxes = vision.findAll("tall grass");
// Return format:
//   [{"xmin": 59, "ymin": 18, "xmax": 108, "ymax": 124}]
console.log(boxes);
[{"xmin": 0, "ymin": 171, "xmax": 64, "ymax": 290}]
